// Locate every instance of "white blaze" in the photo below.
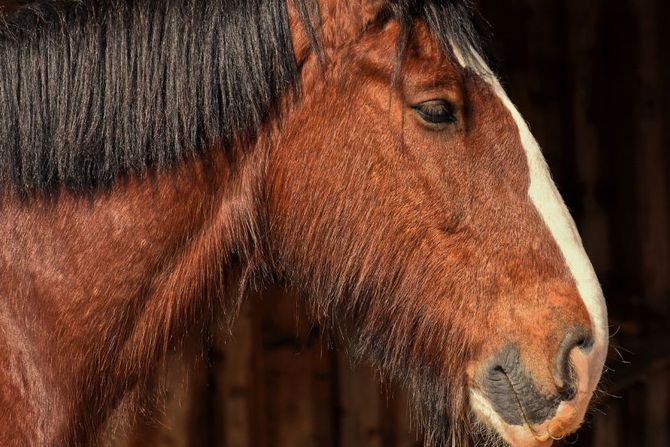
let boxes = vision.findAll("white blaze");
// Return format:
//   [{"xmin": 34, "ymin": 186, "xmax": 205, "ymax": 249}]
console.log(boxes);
[
  {"xmin": 450, "ymin": 45, "xmax": 609, "ymax": 447},
  {"xmin": 454, "ymin": 48, "xmax": 608, "ymax": 388},
  {"xmin": 486, "ymin": 74, "xmax": 609, "ymax": 385}
]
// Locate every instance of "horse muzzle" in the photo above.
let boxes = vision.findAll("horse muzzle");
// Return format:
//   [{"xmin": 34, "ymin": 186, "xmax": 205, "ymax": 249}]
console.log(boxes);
[{"xmin": 469, "ymin": 327, "xmax": 604, "ymax": 447}]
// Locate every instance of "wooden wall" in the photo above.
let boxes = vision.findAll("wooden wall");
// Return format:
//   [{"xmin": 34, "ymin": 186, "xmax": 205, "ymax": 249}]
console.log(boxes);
[{"xmin": 1, "ymin": 0, "xmax": 669, "ymax": 446}]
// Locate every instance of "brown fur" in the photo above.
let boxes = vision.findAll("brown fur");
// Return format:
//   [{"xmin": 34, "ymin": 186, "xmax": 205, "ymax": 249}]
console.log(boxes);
[{"xmin": 0, "ymin": 1, "xmax": 593, "ymax": 446}]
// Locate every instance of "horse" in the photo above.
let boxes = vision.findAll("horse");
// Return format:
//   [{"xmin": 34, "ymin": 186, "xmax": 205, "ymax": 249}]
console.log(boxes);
[{"xmin": 0, "ymin": 0, "xmax": 608, "ymax": 446}]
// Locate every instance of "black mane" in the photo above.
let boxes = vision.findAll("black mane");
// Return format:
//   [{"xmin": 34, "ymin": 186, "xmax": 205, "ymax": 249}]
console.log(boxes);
[{"xmin": 0, "ymin": 0, "xmax": 484, "ymax": 193}]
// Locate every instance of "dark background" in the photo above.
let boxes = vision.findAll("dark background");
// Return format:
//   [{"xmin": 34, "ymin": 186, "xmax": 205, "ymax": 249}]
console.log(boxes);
[{"xmin": 1, "ymin": 1, "xmax": 669, "ymax": 446}]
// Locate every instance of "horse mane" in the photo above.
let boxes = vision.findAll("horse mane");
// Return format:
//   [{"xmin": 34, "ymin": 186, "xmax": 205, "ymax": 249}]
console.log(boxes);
[{"xmin": 0, "ymin": 0, "xmax": 485, "ymax": 194}]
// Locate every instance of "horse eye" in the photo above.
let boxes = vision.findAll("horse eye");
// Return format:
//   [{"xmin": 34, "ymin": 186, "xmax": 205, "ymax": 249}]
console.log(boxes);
[{"xmin": 412, "ymin": 100, "xmax": 457, "ymax": 125}]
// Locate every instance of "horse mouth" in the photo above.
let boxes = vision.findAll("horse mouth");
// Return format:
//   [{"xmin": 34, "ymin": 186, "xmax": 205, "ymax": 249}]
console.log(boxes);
[
  {"xmin": 468, "ymin": 368, "xmax": 561, "ymax": 447},
  {"xmin": 469, "ymin": 393, "xmax": 555, "ymax": 447},
  {"xmin": 499, "ymin": 368, "xmax": 565, "ymax": 444},
  {"xmin": 470, "ymin": 379, "xmax": 591, "ymax": 447}
]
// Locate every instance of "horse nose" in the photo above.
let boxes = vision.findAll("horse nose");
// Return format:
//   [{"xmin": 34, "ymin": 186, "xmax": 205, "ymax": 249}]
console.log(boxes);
[
  {"xmin": 553, "ymin": 327, "xmax": 594, "ymax": 400},
  {"xmin": 480, "ymin": 327, "xmax": 595, "ymax": 427}
]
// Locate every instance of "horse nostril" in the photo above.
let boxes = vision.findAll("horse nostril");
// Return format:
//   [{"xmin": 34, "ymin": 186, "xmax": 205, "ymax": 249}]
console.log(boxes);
[{"xmin": 555, "ymin": 327, "xmax": 594, "ymax": 399}]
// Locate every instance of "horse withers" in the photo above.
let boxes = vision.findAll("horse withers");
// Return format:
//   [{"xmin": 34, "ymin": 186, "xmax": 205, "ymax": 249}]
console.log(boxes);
[{"xmin": 0, "ymin": 0, "xmax": 607, "ymax": 446}]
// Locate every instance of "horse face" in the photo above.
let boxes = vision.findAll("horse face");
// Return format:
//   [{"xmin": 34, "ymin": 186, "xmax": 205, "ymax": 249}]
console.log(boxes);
[{"xmin": 269, "ymin": 13, "xmax": 607, "ymax": 447}]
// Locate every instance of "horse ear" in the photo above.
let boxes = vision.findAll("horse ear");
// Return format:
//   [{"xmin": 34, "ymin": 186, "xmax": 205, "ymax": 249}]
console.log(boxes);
[
  {"xmin": 302, "ymin": 0, "xmax": 388, "ymax": 51},
  {"xmin": 351, "ymin": 0, "xmax": 389, "ymax": 25}
]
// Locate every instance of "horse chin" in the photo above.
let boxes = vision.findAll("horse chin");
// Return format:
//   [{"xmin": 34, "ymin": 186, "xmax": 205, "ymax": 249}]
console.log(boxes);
[{"xmin": 468, "ymin": 389, "xmax": 555, "ymax": 447}]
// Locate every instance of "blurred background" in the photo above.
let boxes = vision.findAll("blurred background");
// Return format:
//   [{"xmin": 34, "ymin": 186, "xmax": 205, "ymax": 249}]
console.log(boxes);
[{"xmin": 1, "ymin": 0, "xmax": 668, "ymax": 446}]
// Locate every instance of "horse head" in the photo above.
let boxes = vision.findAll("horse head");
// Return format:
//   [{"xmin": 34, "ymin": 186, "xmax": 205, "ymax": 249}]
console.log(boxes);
[{"xmin": 265, "ymin": 2, "xmax": 608, "ymax": 445}]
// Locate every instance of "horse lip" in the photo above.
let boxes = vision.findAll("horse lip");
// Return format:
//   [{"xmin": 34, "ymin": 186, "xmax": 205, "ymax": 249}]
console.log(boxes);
[
  {"xmin": 480, "ymin": 345, "xmax": 561, "ymax": 426},
  {"xmin": 467, "ymin": 360, "xmax": 557, "ymax": 446},
  {"xmin": 500, "ymin": 368, "xmax": 557, "ymax": 443},
  {"xmin": 468, "ymin": 387, "xmax": 555, "ymax": 447},
  {"xmin": 484, "ymin": 366, "xmax": 588, "ymax": 447}
]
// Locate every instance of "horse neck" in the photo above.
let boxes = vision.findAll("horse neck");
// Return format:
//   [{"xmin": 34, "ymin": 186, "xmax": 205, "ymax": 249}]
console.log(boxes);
[{"xmin": 0, "ymin": 143, "xmax": 266, "ymax": 445}]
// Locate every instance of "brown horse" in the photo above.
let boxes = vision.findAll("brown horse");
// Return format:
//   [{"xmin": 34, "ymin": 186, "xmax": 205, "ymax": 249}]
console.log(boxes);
[{"xmin": 0, "ymin": 0, "xmax": 608, "ymax": 446}]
